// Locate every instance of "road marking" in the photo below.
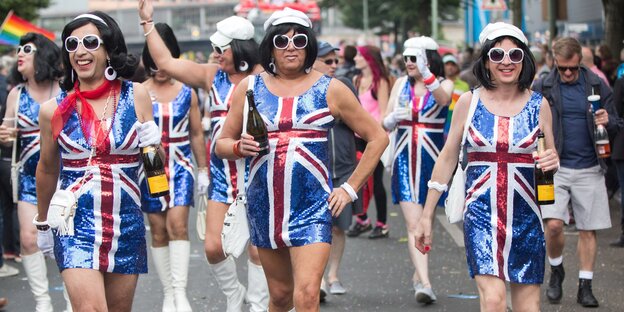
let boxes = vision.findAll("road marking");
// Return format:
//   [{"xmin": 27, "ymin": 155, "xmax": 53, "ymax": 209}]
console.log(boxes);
[{"xmin": 437, "ymin": 215, "xmax": 465, "ymax": 247}]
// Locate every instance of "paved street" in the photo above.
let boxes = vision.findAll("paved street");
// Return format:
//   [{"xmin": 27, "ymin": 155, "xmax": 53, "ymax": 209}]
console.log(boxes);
[{"xmin": 1, "ymin": 185, "xmax": 623, "ymax": 311}]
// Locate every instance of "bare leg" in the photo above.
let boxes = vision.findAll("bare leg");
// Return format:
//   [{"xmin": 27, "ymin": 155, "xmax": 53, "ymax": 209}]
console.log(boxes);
[
  {"xmin": 474, "ymin": 275, "xmax": 507, "ymax": 312},
  {"xmin": 510, "ymin": 283, "xmax": 540, "ymax": 312}
]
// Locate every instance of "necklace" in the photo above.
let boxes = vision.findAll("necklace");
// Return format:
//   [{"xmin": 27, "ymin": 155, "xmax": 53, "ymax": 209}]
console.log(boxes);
[{"xmin": 74, "ymin": 85, "xmax": 117, "ymax": 150}]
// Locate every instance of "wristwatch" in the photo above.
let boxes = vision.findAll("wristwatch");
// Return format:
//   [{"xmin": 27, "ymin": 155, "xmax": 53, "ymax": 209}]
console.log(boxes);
[{"xmin": 32, "ymin": 214, "xmax": 50, "ymax": 231}]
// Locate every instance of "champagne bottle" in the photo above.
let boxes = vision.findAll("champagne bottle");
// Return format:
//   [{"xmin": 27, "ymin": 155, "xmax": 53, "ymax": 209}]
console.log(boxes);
[
  {"xmin": 534, "ymin": 131, "xmax": 554, "ymax": 205},
  {"xmin": 245, "ymin": 90, "xmax": 269, "ymax": 156},
  {"xmin": 595, "ymin": 124, "xmax": 611, "ymax": 158},
  {"xmin": 141, "ymin": 145, "xmax": 169, "ymax": 198}
]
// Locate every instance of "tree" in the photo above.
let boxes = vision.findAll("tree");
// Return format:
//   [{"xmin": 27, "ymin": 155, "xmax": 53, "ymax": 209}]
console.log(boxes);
[
  {"xmin": 0, "ymin": 0, "xmax": 51, "ymax": 23},
  {"xmin": 602, "ymin": 0, "xmax": 624, "ymax": 59}
]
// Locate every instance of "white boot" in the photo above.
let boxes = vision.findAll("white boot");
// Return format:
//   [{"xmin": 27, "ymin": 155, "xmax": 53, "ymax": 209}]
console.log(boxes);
[
  {"xmin": 169, "ymin": 240, "xmax": 192, "ymax": 312},
  {"xmin": 246, "ymin": 260, "xmax": 269, "ymax": 312},
  {"xmin": 22, "ymin": 251, "xmax": 53, "ymax": 312},
  {"xmin": 62, "ymin": 283, "xmax": 72, "ymax": 312},
  {"xmin": 209, "ymin": 256, "xmax": 246, "ymax": 312},
  {"xmin": 151, "ymin": 246, "xmax": 176, "ymax": 312}
]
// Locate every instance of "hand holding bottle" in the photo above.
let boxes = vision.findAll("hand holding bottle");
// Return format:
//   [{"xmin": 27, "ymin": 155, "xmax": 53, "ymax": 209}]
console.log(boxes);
[
  {"xmin": 137, "ymin": 120, "xmax": 161, "ymax": 147},
  {"xmin": 235, "ymin": 133, "xmax": 262, "ymax": 157},
  {"xmin": 532, "ymin": 148, "xmax": 559, "ymax": 172},
  {"xmin": 594, "ymin": 109, "xmax": 609, "ymax": 126}
]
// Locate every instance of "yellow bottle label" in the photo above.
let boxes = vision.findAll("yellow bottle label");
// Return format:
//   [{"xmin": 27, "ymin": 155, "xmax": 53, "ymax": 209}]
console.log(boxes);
[
  {"xmin": 537, "ymin": 184, "xmax": 555, "ymax": 201},
  {"xmin": 147, "ymin": 175, "xmax": 169, "ymax": 194}
]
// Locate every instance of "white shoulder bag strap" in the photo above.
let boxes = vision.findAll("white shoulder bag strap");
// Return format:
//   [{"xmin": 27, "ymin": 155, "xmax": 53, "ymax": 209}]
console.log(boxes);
[
  {"xmin": 236, "ymin": 75, "xmax": 257, "ymax": 199},
  {"xmin": 11, "ymin": 86, "xmax": 23, "ymax": 173},
  {"xmin": 458, "ymin": 88, "xmax": 481, "ymax": 165}
]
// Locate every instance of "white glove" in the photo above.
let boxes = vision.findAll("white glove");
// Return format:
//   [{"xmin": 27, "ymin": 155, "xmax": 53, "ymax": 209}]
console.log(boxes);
[
  {"xmin": 416, "ymin": 49, "xmax": 432, "ymax": 80},
  {"xmin": 383, "ymin": 108, "xmax": 411, "ymax": 131},
  {"xmin": 201, "ymin": 116, "xmax": 211, "ymax": 132},
  {"xmin": 37, "ymin": 228, "xmax": 55, "ymax": 259},
  {"xmin": 137, "ymin": 120, "xmax": 161, "ymax": 147},
  {"xmin": 197, "ymin": 170, "xmax": 210, "ymax": 194}
]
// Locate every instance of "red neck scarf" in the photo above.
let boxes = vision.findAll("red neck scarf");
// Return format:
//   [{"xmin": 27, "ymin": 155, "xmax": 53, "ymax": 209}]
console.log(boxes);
[{"xmin": 52, "ymin": 79, "xmax": 120, "ymax": 143}]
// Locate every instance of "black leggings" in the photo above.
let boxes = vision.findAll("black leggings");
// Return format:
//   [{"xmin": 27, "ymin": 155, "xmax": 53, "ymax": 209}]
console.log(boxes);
[{"xmin": 355, "ymin": 138, "xmax": 387, "ymax": 225}]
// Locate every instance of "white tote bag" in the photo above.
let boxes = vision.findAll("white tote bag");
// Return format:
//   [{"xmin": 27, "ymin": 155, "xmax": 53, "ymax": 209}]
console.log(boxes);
[
  {"xmin": 221, "ymin": 76, "xmax": 255, "ymax": 257},
  {"xmin": 444, "ymin": 88, "xmax": 480, "ymax": 223}
]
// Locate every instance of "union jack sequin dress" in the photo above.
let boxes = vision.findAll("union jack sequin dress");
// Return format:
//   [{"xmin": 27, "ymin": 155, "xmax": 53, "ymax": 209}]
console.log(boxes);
[
  {"xmin": 208, "ymin": 69, "xmax": 242, "ymax": 204},
  {"xmin": 390, "ymin": 78, "xmax": 447, "ymax": 205},
  {"xmin": 247, "ymin": 75, "xmax": 335, "ymax": 249},
  {"xmin": 54, "ymin": 81, "xmax": 147, "ymax": 274},
  {"xmin": 17, "ymin": 86, "xmax": 42, "ymax": 204},
  {"xmin": 140, "ymin": 84, "xmax": 195, "ymax": 212},
  {"xmin": 463, "ymin": 92, "xmax": 545, "ymax": 284}
]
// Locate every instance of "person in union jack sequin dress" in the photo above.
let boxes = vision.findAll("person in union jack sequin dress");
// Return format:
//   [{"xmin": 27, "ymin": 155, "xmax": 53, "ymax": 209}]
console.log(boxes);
[
  {"xmin": 35, "ymin": 11, "xmax": 159, "ymax": 311},
  {"xmin": 0, "ymin": 32, "xmax": 64, "ymax": 312},
  {"xmin": 415, "ymin": 23, "xmax": 560, "ymax": 311},
  {"xmin": 216, "ymin": 8, "xmax": 388, "ymax": 312},
  {"xmin": 382, "ymin": 36, "xmax": 454, "ymax": 304},
  {"xmin": 138, "ymin": 0, "xmax": 269, "ymax": 310}
]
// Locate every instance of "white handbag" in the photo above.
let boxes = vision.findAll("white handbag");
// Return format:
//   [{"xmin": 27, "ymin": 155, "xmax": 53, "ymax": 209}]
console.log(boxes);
[
  {"xmin": 48, "ymin": 147, "xmax": 94, "ymax": 236},
  {"xmin": 196, "ymin": 194, "xmax": 208, "ymax": 241},
  {"xmin": 221, "ymin": 76, "xmax": 254, "ymax": 258},
  {"xmin": 10, "ymin": 86, "xmax": 22, "ymax": 204},
  {"xmin": 444, "ymin": 88, "xmax": 480, "ymax": 224}
]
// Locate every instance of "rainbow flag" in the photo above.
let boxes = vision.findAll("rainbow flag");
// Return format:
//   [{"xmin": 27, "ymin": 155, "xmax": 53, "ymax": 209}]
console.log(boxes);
[{"xmin": 0, "ymin": 11, "xmax": 55, "ymax": 46}]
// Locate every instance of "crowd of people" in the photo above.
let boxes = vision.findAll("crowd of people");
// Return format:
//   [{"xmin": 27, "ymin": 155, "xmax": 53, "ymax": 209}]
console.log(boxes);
[{"xmin": 0, "ymin": 0, "xmax": 623, "ymax": 311}]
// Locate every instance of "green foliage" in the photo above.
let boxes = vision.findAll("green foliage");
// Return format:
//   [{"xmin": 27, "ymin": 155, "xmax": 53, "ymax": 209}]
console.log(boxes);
[{"xmin": 0, "ymin": 0, "xmax": 51, "ymax": 22}]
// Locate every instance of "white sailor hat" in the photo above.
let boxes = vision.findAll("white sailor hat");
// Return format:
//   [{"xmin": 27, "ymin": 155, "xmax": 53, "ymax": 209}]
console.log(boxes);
[
  {"xmin": 263, "ymin": 7, "xmax": 311, "ymax": 31},
  {"xmin": 210, "ymin": 16, "xmax": 254, "ymax": 47},
  {"xmin": 403, "ymin": 36, "xmax": 438, "ymax": 56},
  {"xmin": 479, "ymin": 22, "xmax": 528, "ymax": 45}
]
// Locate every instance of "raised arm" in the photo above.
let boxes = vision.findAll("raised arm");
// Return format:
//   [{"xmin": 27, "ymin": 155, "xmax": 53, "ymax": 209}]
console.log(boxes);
[
  {"xmin": 35, "ymin": 99, "xmax": 61, "ymax": 222},
  {"xmin": 139, "ymin": 0, "xmax": 217, "ymax": 91}
]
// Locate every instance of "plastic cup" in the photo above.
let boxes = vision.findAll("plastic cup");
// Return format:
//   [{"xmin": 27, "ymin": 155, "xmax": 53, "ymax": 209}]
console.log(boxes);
[{"xmin": 2, "ymin": 117, "xmax": 17, "ymax": 141}]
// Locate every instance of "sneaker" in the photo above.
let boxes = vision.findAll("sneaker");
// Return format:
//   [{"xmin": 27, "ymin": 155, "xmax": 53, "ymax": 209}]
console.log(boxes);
[
  {"xmin": 346, "ymin": 220, "xmax": 372, "ymax": 237},
  {"xmin": 329, "ymin": 281, "xmax": 346, "ymax": 295},
  {"xmin": 0, "ymin": 263, "xmax": 19, "ymax": 277},
  {"xmin": 320, "ymin": 283, "xmax": 328, "ymax": 302},
  {"xmin": 368, "ymin": 225, "xmax": 389, "ymax": 239},
  {"xmin": 413, "ymin": 282, "xmax": 424, "ymax": 293},
  {"xmin": 415, "ymin": 287, "xmax": 437, "ymax": 304}
]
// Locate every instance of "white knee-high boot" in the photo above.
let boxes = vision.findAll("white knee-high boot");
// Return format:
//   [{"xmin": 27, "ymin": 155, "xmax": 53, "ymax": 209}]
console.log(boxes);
[
  {"xmin": 169, "ymin": 240, "xmax": 192, "ymax": 312},
  {"xmin": 209, "ymin": 256, "xmax": 246, "ymax": 312},
  {"xmin": 246, "ymin": 260, "xmax": 269, "ymax": 312},
  {"xmin": 21, "ymin": 251, "xmax": 53, "ymax": 312},
  {"xmin": 151, "ymin": 246, "xmax": 176, "ymax": 312}
]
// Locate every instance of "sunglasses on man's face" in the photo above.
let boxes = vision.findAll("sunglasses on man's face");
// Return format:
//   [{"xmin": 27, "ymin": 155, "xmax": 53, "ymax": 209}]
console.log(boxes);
[
  {"xmin": 64, "ymin": 34, "xmax": 103, "ymax": 53},
  {"xmin": 211, "ymin": 44, "xmax": 230, "ymax": 55},
  {"xmin": 403, "ymin": 55, "xmax": 417, "ymax": 64},
  {"xmin": 556, "ymin": 65, "xmax": 580, "ymax": 73},
  {"xmin": 322, "ymin": 58, "xmax": 339, "ymax": 66},
  {"xmin": 273, "ymin": 34, "xmax": 308, "ymax": 50},
  {"xmin": 17, "ymin": 43, "xmax": 37, "ymax": 55},
  {"xmin": 487, "ymin": 47, "xmax": 524, "ymax": 64}
]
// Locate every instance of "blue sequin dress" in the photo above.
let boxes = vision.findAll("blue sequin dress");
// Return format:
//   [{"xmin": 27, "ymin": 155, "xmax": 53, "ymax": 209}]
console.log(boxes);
[
  {"xmin": 140, "ymin": 84, "xmax": 195, "ymax": 212},
  {"xmin": 208, "ymin": 69, "xmax": 241, "ymax": 204},
  {"xmin": 463, "ymin": 92, "xmax": 545, "ymax": 284},
  {"xmin": 17, "ymin": 86, "xmax": 42, "ymax": 204},
  {"xmin": 247, "ymin": 74, "xmax": 335, "ymax": 249},
  {"xmin": 390, "ymin": 78, "xmax": 448, "ymax": 205},
  {"xmin": 54, "ymin": 81, "xmax": 147, "ymax": 274}
]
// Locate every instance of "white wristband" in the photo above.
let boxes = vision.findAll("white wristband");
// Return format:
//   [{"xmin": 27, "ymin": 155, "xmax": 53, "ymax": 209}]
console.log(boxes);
[
  {"xmin": 340, "ymin": 182, "xmax": 358, "ymax": 202},
  {"xmin": 427, "ymin": 180, "xmax": 448, "ymax": 192},
  {"xmin": 425, "ymin": 79, "xmax": 440, "ymax": 92},
  {"xmin": 32, "ymin": 214, "xmax": 48, "ymax": 226}
]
